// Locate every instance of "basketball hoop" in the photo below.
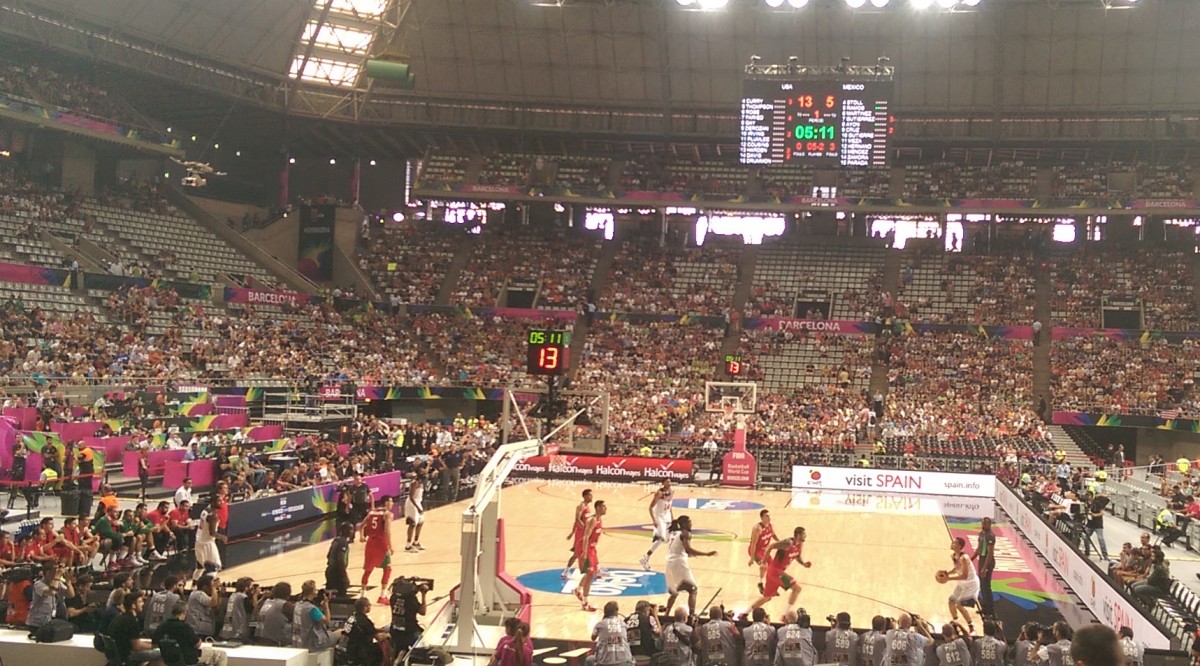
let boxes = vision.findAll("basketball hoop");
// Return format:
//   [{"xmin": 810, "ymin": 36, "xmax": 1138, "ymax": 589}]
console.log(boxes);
[
  {"xmin": 721, "ymin": 402, "xmax": 736, "ymax": 423},
  {"xmin": 548, "ymin": 454, "xmax": 568, "ymax": 474}
]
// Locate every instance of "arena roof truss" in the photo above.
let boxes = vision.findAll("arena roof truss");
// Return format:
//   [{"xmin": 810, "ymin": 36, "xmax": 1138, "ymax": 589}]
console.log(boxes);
[{"xmin": 1, "ymin": 0, "xmax": 1199, "ymax": 155}]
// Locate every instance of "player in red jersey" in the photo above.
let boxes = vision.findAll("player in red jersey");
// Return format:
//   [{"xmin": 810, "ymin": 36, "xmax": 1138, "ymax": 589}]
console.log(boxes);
[
  {"xmin": 747, "ymin": 509, "xmax": 777, "ymax": 594},
  {"xmin": 748, "ymin": 526, "xmax": 811, "ymax": 615},
  {"xmin": 574, "ymin": 500, "xmax": 606, "ymax": 612},
  {"xmin": 360, "ymin": 496, "xmax": 394, "ymax": 605},
  {"xmin": 563, "ymin": 488, "xmax": 593, "ymax": 579}
]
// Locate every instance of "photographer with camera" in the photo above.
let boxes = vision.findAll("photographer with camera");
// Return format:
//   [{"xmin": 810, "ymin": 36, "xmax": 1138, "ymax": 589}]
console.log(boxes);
[
  {"xmin": 885, "ymin": 613, "xmax": 931, "ymax": 666},
  {"xmin": 860, "ymin": 617, "xmax": 889, "ymax": 666},
  {"xmin": 220, "ymin": 577, "xmax": 260, "ymax": 644},
  {"xmin": 65, "ymin": 572, "xmax": 100, "ymax": 633},
  {"xmin": 186, "ymin": 574, "xmax": 221, "ymax": 638},
  {"xmin": 293, "ymin": 579, "xmax": 336, "ymax": 652},
  {"xmin": 27, "ymin": 560, "xmax": 65, "ymax": 631},
  {"xmin": 824, "ymin": 612, "xmax": 858, "ymax": 666},
  {"xmin": 389, "ymin": 576, "xmax": 430, "ymax": 655},
  {"xmin": 255, "ymin": 581, "xmax": 293, "ymax": 646},
  {"xmin": 659, "ymin": 607, "xmax": 697, "ymax": 666},
  {"xmin": 626, "ymin": 600, "xmax": 661, "ymax": 659},
  {"xmin": 935, "ymin": 623, "xmax": 973, "ymax": 666},
  {"xmin": 344, "ymin": 597, "xmax": 392, "ymax": 666},
  {"xmin": 699, "ymin": 605, "xmax": 740, "ymax": 666},
  {"xmin": 146, "ymin": 575, "xmax": 186, "ymax": 634},
  {"xmin": 775, "ymin": 610, "xmax": 817, "ymax": 666},
  {"xmin": 744, "ymin": 607, "xmax": 777, "ymax": 666}
]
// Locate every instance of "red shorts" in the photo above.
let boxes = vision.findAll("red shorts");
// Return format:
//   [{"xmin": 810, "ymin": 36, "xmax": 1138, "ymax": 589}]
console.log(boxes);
[
  {"xmin": 364, "ymin": 542, "xmax": 390, "ymax": 571},
  {"xmin": 752, "ymin": 547, "xmax": 770, "ymax": 566},
  {"xmin": 762, "ymin": 570, "xmax": 796, "ymax": 597},
  {"xmin": 572, "ymin": 534, "xmax": 584, "ymax": 554},
  {"xmin": 579, "ymin": 547, "xmax": 598, "ymax": 575}
]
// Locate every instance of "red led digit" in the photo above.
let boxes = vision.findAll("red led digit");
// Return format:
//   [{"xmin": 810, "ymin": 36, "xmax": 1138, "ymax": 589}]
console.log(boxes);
[{"xmin": 539, "ymin": 346, "xmax": 560, "ymax": 370}]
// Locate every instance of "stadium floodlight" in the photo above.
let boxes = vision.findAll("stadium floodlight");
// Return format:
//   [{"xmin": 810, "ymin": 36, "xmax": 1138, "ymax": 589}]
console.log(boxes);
[
  {"xmin": 370, "ymin": 159, "xmax": 377, "ymax": 166},
  {"xmin": 787, "ymin": 0, "xmax": 808, "ymax": 7},
  {"xmin": 870, "ymin": 0, "xmax": 890, "ymax": 6},
  {"xmin": 845, "ymin": 0, "xmax": 867, "ymax": 7},
  {"xmin": 289, "ymin": 157, "xmax": 296, "ymax": 164}
]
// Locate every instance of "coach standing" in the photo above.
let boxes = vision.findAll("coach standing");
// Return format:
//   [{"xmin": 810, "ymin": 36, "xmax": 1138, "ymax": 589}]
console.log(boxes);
[{"xmin": 972, "ymin": 517, "xmax": 996, "ymax": 618}]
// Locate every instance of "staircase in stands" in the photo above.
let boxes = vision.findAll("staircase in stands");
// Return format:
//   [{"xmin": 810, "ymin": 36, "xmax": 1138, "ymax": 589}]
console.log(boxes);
[{"xmin": 1047, "ymin": 424, "xmax": 1095, "ymax": 469}]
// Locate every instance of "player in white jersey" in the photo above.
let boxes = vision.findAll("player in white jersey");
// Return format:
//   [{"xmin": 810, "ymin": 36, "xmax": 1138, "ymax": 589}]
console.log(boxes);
[
  {"xmin": 663, "ymin": 515, "xmax": 717, "ymax": 617},
  {"xmin": 640, "ymin": 479, "xmax": 674, "ymax": 571},
  {"xmin": 941, "ymin": 537, "xmax": 980, "ymax": 632},
  {"xmin": 404, "ymin": 474, "xmax": 426, "ymax": 552}
]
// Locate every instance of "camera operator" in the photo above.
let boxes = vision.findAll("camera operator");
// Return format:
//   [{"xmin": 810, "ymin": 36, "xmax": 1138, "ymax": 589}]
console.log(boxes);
[
  {"xmin": 344, "ymin": 597, "xmax": 392, "ymax": 666},
  {"xmin": 626, "ymin": 600, "xmax": 661, "ymax": 659},
  {"xmin": 776, "ymin": 610, "xmax": 817, "ymax": 666},
  {"xmin": 293, "ymin": 580, "xmax": 335, "ymax": 652},
  {"xmin": 824, "ymin": 612, "xmax": 858, "ymax": 666},
  {"xmin": 325, "ymin": 522, "xmax": 353, "ymax": 596},
  {"xmin": 743, "ymin": 607, "xmax": 777, "ymax": 666},
  {"xmin": 660, "ymin": 607, "xmax": 697, "ymax": 666},
  {"xmin": 699, "ymin": 605, "xmax": 740, "ymax": 666},
  {"xmin": 389, "ymin": 577, "xmax": 429, "ymax": 655},
  {"xmin": 65, "ymin": 572, "xmax": 100, "ymax": 633},
  {"xmin": 146, "ymin": 575, "xmax": 186, "ymax": 634},
  {"xmin": 255, "ymin": 581, "xmax": 293, "ymax": 646},
  {"xmin": 860, "ymin": 616, "xmax": 889, "ymax": 666},
  {"xmin": 186, "ymin": 574, "xmax": 222, "ymax": 638},
  {"xmin": 220, "ymin": 577, "xmax": 260, "ymax": 644},
  {"xmin": 885, "ymin": 614, "xmax": 931, "ymax": 666},
  {"xmin": 27, "ymin": 560, "xmax": 65, "ymax": 631}
]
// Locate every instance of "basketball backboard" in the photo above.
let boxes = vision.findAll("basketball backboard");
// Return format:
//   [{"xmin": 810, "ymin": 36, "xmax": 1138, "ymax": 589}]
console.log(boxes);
[{"xmin": 704, "ymin": 381, "xmax": 758, "ymax": 413}]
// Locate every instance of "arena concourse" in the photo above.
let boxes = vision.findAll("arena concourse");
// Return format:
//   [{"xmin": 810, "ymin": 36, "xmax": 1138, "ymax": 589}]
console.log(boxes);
[{"xmin": 2, "ymin": 1, "xmax": 1200, "ymax": 666}]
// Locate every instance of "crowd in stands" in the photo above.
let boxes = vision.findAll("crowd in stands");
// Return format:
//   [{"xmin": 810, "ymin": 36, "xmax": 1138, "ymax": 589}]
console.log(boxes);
[
  {"xmin": 453, "ymin": 226, "xmax": 599, "ymax": 309},
  {"xmin": 601, "ymin": 241, "xmax": 739, "ymax": 315},
  {"xmin": 358, "ymin": 221, "xmax": 460, "ymax": 306},
  {"xmin": 881, "ymin": 330, "xmax": 1046, "ymax": 454},
  {"xmin": 1052, "ymin": 336, "xmax": 1200, "ymax": 417},
  {"xmin": 413, "ymin": 312, "xmax": 571, "ymax": 386},
  {"xmin": 1052, "ymin": 248, "xmax": 1197, "ymax": 330},
  {"xmin": 0, "ymin": 54, "xmax": 147, "ymax": 129}
]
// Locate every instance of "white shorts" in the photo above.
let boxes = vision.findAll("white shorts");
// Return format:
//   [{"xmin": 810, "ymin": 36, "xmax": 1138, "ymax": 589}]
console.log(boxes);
[
  {"xmin": 405, "ymin": 500, "xmax": 424, "ymax": 526},
  {"xmin": 652, "ymin": 514, "xmax": 672, "ymax": 541},
  {"xmin": 665, "ymin": 561, "xmax": 697, "ymax": 594},
  {"xmin": 196, "ymin": 540, "xmax": 222, "ymax": 569},
  {"xmin": 950, "ymin": 580, "xmax": 980, "ymax": 604}
]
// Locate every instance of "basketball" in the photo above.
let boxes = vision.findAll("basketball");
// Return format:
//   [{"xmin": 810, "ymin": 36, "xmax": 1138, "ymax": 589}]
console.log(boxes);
[{"xmin": 935, "ymin": 570, "xmax": 949, "ymax": 584}]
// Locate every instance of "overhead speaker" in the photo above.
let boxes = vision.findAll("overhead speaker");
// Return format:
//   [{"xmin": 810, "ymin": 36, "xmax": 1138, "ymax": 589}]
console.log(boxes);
[{"xmin": 365, "ymin": 59, "xmax": 415, "ymax": 89}]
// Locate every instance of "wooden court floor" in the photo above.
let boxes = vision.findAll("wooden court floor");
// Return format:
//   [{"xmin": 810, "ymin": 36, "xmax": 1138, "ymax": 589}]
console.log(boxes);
[{"xmin": 222, "ymin": 481, "xmax": 969, "ymax": 643}]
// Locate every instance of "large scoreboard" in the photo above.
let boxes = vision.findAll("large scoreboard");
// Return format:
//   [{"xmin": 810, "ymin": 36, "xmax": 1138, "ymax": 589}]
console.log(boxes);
[{"xmin": 739, "ymin": 79, "xmax": 893, "ymax": 168}]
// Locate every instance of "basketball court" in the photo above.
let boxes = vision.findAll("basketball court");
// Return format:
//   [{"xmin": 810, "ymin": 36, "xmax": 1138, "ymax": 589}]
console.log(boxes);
[{"xmin": 220, "ymin": 478, "xmax": 1087, "ymax": 647}]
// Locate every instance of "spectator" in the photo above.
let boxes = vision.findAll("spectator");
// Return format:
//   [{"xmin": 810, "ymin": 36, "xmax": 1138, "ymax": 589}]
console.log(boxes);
[
  {"xmin": 153, "ymin": 601, "xmax": 229, "ymax": 666},
  {"xmin": 109, "ymin": 591, "xmax": 162, "ymax": 665}
]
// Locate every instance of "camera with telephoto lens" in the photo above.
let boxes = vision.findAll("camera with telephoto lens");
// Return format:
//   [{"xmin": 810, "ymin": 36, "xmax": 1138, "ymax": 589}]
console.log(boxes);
[{"xmin": 393, "ymin": 576, "xmax": 434, "ymax": 594}]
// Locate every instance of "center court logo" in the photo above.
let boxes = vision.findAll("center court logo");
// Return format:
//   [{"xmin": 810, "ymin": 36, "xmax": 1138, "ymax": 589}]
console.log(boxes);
[
  {"xmin": 516, "ymin": 569, "xmax": 667, "ymax": 597},
  {"xmin": 671, "ymin": 498, "xmax": 765, "ymax": 511}
]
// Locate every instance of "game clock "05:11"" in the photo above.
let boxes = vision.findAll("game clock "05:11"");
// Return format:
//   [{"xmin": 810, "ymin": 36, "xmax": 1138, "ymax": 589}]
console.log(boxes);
[{"xmin": 527, "ymin": 329, "xmax": 570, "ymax": 376}]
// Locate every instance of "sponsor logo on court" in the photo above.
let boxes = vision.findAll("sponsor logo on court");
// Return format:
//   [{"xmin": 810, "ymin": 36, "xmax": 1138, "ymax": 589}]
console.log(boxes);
[
  {"xmin": 516, "ymin": 569, "xmax": 667, "ymax": 597},
  {"xmin": 670, "ymin": 498, "xmax": 765, "ymax": 511}
]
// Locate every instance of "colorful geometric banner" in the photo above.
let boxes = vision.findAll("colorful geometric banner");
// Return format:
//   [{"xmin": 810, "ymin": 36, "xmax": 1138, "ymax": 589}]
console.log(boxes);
[
  {"xmin": 407, "ymin": 304, "xmax": 577, "ymax": 322},
  {"xmin": 1051, "ymin": 327, "xmax": 1200, "ymax": 342},
  {"xmin": 1052, "ymin": 411, "xmax": 1200, "ymax": 432},
  {"xmin": 0, "ymin": 260, "xmax": 67, "ymax": 287},
  {"xmin": 84, "ymin": 272, "xmax": 211, "ymax": 300}
]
